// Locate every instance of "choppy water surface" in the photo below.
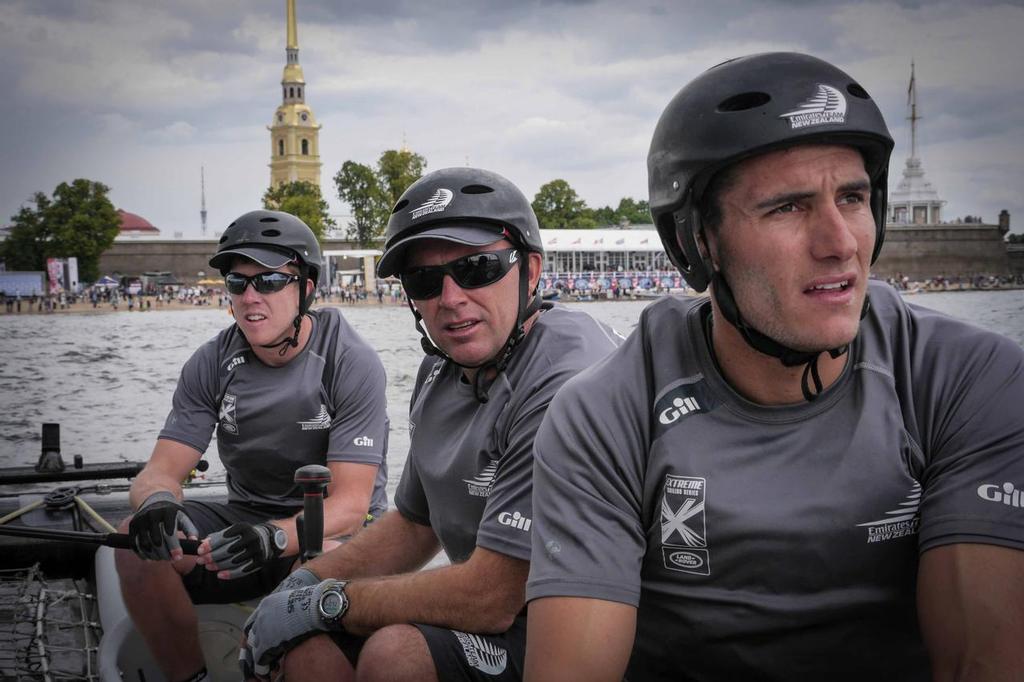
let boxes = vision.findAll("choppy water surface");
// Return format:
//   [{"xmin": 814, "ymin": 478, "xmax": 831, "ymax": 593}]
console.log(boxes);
[{"xmin": 2, "ymin": 290, "xmax": 1022, "ymax": 501}]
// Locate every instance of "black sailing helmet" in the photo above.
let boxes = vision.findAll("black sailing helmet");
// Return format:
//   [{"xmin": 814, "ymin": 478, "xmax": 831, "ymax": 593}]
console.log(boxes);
[
  {"xmin": 377, "ymin": 167, "xmax": 547, "ymax": 402},
  {"xmin": 209, "ymin": 209, "xmax": 322, "ymax": 352},
  {"xmin": 647, "ymin": 53, "xmax": 894, "ymax": 401},
  {"xmin": 648, "ymin": 51, "xmax": 894, "ymax": 293}
]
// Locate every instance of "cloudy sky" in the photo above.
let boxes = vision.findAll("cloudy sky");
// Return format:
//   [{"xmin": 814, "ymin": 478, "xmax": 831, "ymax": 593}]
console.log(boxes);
[{"xmin": 2, "ymin": 0, "xmax": 1022, "ymax": 238}]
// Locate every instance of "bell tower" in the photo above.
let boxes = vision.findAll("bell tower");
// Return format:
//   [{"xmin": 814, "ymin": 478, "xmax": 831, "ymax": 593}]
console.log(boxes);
[{"xmin": 268, "ymin": 0, "xmax": 322, "ymax": 188}]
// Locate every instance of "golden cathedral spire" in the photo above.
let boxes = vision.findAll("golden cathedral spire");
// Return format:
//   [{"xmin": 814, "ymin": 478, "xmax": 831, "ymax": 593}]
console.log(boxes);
[
  {"xmin": 287, "ymin": 0, "xmax": 298, "ymax": 50},
  {"xmin": 268, "ymin": 0, "xmax": 321, "ymax": 189}
]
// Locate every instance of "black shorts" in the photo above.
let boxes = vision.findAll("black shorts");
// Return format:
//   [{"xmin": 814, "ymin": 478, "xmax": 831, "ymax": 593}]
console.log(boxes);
[
  {"xmin": 330, "ymin": 615, "xmax": 526, "ymax": 681},
  {"xmin": 179, "ymin": 499, "xmax": 298, "ymax": 604}
]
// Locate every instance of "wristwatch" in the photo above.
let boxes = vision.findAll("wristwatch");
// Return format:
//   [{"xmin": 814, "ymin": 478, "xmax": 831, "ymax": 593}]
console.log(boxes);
[
  {"xmin": 317, "ymin": 580, "xmax": 350, "ymax": 629},
  {"xmin": 270, "ymin": 525, "xmax": 288, "ymax": 554}
]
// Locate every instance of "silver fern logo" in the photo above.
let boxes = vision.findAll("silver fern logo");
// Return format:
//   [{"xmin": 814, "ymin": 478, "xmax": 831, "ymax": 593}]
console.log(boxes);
[
  {"xmin": 780, "ymin": 84, "xmax": 847, "ymax": 129},
  {"xmin": 453, "ymin": 631, "xmax": 508, "ymax": 675},
  {"xmin": 410, "ymin": 188, "xmax": 454, "ymax": 219},
  {"xmin": 464, "ymin": 460, "xmax": 497, "ymax": 498},
  {"xmin": 856, "ymin": 482, "xmax": 921, "ymax": 543},
  {"xmin": 297, "ymin": 404, "xmax": 332, "ymax": 431}
]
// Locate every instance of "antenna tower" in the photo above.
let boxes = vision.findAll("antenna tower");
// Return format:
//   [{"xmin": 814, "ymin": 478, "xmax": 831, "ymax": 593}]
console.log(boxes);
[{"xmin": 200, "ymin": 166, "xmax": 208, "ymax": 237}]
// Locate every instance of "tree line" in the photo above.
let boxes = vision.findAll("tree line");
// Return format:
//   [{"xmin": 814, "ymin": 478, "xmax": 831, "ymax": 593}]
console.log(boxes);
[{"xmin": 0, "ymin": 148, "xmax": 650, "ymax": 282}]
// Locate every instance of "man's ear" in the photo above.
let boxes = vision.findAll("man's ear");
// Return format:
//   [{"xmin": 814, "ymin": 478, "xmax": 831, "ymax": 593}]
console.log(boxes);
[
  {"xmin": 699, "ymin": 228, "xmax": 720, "ymax": 271},
  {"xmin": 527, "ymin": 252, "xmax": 543, "ymax": 292}
]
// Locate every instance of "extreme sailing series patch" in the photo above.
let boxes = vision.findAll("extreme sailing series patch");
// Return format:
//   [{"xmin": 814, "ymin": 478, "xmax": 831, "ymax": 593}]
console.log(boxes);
[
  {"xmin": 856, "ymin": 483, "xmax": 921, "ymax": 543},
  {"xmin": 660, "ymin": 475, "xmax": 710, "ymax": 576},
  {"xmin": 219, "ymin": 393, "xmax": 238, "ymax": 435}
]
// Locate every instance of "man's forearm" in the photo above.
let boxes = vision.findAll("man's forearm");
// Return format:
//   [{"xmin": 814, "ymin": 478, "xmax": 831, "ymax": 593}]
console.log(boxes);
[
  {"xmin": 341, "ymin": 548, "xmax": 529, "ymax": 637},
  {"xmin": 128, "ymin": 469, "xmax": 184, "ymax": 509},
  {"xmin": 302, "ymin": 510, "xmax": 440, "ymax": 581}
]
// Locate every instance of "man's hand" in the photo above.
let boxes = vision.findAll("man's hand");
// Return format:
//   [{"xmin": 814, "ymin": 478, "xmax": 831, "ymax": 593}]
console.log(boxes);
[
  {"xmin": 242, "ymin": 577, "xmax": 345, "ymax": 677},
  {"xmin": 127, "ymin": 491, "xmax": 199, "ymax": 561},
  {"xmin": 199, "ymin": 522, "xmax": 287, "ymax": 579},
  {"xmin": 239, "ymin": 568, "xmax": 321, "ymax": 679}
]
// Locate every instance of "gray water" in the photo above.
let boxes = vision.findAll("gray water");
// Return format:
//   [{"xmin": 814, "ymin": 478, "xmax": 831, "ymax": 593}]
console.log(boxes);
[{"xmin": 2, "ymin": 289, "xmax": 1023, "ymax": 502}]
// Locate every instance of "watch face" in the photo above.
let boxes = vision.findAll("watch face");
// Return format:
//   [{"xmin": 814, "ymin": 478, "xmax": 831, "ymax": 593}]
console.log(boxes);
[
  {"xmin": 272, "ymin": 527, "xmax": 288, "ymax": 552},
  {"xmin": 321, "ymin": 591, "xmax": 343, "ymax": 617}
]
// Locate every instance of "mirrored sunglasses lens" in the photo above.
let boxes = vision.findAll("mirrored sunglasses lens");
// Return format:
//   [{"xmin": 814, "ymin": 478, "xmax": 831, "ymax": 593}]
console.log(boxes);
[
  {"xmin": 402, "ymin": 270, "xmax": 442, "ymax": 299},
  {"xmin": 224, "ymin": 274, "xmax": 248, "ymax": 295},
  {"xmin": 252, "ymin": 273, "xmax": 293, "ymax": 293},
  {"xmin": 454, "ymin": 253, "xmax": 504, "ymax": 288}
]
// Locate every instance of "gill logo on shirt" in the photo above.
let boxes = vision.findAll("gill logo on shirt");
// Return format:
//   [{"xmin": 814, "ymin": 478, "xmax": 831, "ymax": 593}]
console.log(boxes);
[
  {"xmin": 653, "ymin": 379, "xmax": 712, "ymax": 433},
  {"xmin": 226, "ymin": 355, "xmax": 246, "ymax": 372},
  {"xmin": 978, "ymin": 481, "xmax": 1023, "ymax": 508},
  {"xmin": 497, "ymin": 510, "xmax": 531, "ymax": 531}
]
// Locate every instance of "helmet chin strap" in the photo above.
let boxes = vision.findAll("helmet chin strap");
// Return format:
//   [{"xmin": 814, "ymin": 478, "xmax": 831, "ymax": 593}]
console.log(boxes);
[
  {"xmin": 710, "ymin": 270, "xmax": 869, "ymax": 401},
  {"xmin": 408, "ymin": 255, "xmax": 550, "ymax": 403}
]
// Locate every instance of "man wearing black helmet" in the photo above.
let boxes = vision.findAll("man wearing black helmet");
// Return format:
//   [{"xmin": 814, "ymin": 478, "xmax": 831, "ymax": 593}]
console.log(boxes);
[
  {"xmin": 524, "ymin": 53, "xmax": 1024, "ymax": 681},
  {"xmin": 115, "ymin": 210, "xmax": 389, "ymax": 682},
  {"xmin": 241, "ymin": 168, "xmax": 622, "ymax": 682}
]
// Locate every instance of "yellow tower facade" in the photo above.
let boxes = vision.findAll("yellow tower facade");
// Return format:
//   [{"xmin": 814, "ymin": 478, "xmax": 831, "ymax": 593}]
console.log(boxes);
[{"xmin": 268, "ymin": 0, "xmax": 321, "ymax": 187}]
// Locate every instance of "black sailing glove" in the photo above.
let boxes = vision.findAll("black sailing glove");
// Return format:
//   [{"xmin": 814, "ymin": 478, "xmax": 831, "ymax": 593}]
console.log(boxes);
[
  {"xmin": 128, "ymin": 491, "xmax": 199, "ymax": 561},
  {"xmin": 201, "ymin": 522, "xmax": 288, "ymax": 579}
]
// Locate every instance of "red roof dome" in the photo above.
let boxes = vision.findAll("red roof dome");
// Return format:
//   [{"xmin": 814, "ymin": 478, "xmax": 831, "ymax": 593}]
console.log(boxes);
[{"xmin": 118, "ymin": 209, "xmax": 160, "ymax": 234}]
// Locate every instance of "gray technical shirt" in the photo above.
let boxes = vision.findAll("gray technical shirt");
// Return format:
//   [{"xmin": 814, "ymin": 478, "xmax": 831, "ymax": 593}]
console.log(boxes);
[
  {"xmin": 159, "ymin": 307, "xmax": 389, "ymax": 516},
  {"xmin": 395, "ymin": 306, "xmax": 622, "ymax": 564},
  {"xmin": 527, "ymin": 282, "xmax": 1024, "ymax": 681}
]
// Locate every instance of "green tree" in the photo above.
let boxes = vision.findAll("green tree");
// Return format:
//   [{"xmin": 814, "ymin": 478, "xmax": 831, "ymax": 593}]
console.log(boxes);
[
  {"xmin": 377, "ymin": 149, "xmax": 427, "ymax": 211},
  {"xmin": 615, "ymin": 197, "xmax": 651, "ymax": 225},
  {"xmin": 532, "ymin": 179, "xmax": 597, "ymax": 229},
  {"xmin": 591, "ymin": 205, "xmax": 617, "ymax": 226},
  {"xmin": 1, "ymin": 179, "xmax": 119, "ymax": 282},
  {"xmin": 335, "ymin": 161, "xmax": 385, "ymax": 246},
  {"xmin": 333, "ymin": 148, "xmax": 426, "ymax": 246},
  {"xmin": 262, "ymin": 181, "xmax": 336, "ymax": 241},
  {"xmin": 1007, "ymin": 232, "xmax": 1024, "ymax": 244}
]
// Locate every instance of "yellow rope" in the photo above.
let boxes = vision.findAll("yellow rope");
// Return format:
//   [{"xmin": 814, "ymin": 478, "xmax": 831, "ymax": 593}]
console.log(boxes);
[
  {"xmin": 75, "ymin": 496, "xmax": 116, "ymax": 533},
  {"xmin": 0, "ymin": 499, "xmax": 44, "ymax": 525}
]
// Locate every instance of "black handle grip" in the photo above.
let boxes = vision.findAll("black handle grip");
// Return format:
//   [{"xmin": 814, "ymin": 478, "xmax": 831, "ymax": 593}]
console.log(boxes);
[{"xmin": 294, "ymin": 464, "xmax": 331, "ymax": 561}]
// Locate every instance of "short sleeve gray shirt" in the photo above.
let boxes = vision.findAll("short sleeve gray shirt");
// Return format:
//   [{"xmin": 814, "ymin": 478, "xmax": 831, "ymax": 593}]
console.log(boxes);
[
  {"xmin": 159, "ymin": 307, "xmax": 389, "ymax": 516},
  {"xmin": 527, "ymin": 282, "xmax": 1024, "ymax": 681},
  {"xmin": 395, "ymin": 306, "xmax": 623, "ymax": 564}
]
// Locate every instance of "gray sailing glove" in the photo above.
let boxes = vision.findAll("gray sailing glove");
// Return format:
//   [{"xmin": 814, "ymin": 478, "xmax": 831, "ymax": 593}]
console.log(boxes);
[
  {"xmin": 243, "ymin": 577, "xmax": 346, "ymax": 677},
  {"xmin": 239, "ymin": 567, "xmax": 321, "ymax": 678},
  {"xmin": 201, "ymin": 522, "xmax": 287, "ymax": 579},
  {"xmin": 128, "ymin": 491, "xmax": 199, "ymax": 561}
]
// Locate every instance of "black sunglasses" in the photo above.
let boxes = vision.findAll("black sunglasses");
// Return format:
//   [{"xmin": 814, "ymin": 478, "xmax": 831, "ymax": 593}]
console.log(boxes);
[
  {"xmin": 400, "ymin": 248, "xmax": 520, "ymax": 300},
  {"xmin": 224, "ymin": 271, "xmax": 300, "ymax": 295}
]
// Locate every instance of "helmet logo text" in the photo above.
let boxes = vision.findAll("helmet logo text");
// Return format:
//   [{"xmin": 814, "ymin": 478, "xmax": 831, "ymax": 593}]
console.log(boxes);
[
  {"xmin": 410, "ymin": 189, "xmax": 454, "ymax": 220},
  {"xmin": 780, "ymin": 84, "xmax": 847, "ymax": 129}
]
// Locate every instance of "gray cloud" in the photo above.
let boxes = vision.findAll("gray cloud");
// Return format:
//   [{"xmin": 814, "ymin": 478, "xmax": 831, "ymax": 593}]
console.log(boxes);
[{"xmin": 1, "ymin": 0, "xmax": 1022, "ymax": 237}]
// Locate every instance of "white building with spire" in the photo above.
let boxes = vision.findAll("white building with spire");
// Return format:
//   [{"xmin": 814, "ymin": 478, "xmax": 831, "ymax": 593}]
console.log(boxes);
[
  {"xmin": 888, "ymin": 62, "xmax": 945, "ymax": 226},
  {"xmin": 875, "ymin": 62, "xmax": 1011, "ymax": 280}
]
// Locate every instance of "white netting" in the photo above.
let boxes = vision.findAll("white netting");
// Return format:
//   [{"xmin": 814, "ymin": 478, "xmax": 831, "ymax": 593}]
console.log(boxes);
[{"xmin": 0, "ymin": 564, "xmax": 101, "ymax": 681}]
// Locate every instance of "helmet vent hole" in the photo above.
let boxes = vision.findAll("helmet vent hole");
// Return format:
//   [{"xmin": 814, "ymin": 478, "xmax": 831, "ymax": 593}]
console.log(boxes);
[
  {"xmin": 392, "ymin": 200, "xmax": 409, "ymax": 213},
  {"xmin": 218, "ymin": 235, "xmax": 228, "ymax": 243},
  {"xmin": 461, "ymin": 184, "xmax": 494, "ymax": 195},
  {"xmin": 847, "ymin": 83, "xmax": 870, "ymax": 100},
  {"xmin": 261, "ymin": 229, "xmax": 282, "ymax": 237},
  {"xmin": 259, "ymin": 217, "xmax": 279, "ymax": 223},
  {"xmin": 716, "ymin": 92, "xmax": 771, "ymax": 112}
]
